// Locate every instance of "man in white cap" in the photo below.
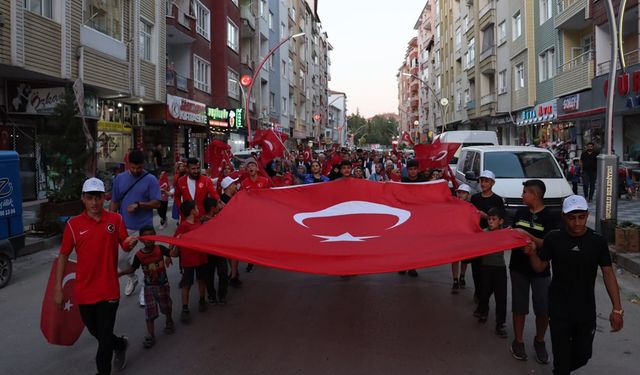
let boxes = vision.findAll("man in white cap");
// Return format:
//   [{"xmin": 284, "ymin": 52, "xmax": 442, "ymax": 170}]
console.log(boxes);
[
  {"xmin": 470, "ymin": 170, "xmax": 504, "ymax": 304},
  {"xmin": 524, "ymin": 195, "xmax": 623, "ymax": 375},
  {"xmin": 451, "ymin": 183, "xmax": 472, "ymax": 293},
  {"xmin": 54, "ymin": 178, "xmax": 138, "ymax": 374}
]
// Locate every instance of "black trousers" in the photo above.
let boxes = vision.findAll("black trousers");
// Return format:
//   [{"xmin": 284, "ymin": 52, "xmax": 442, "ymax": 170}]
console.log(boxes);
[
  {"xmin": 79, "ymin": 300, "xmax": 127, "ymax": 375},
  {"xmin": 470, "ymin": 257, "xmax": 482, "ymax": 298},
  {"xmin": 477, "ymin": 265, "xmax": 507, "ymax": 325},
  {"xmin": 549, "ymin": 317, "xmax": 596, "ymax": 375},
  {"xmin": 206, "ymin": 255, "xmax": 229, "ymax": 300},
  {"xmin": 158, "ymin": 201, "xmax": 169, "ymax": 221}
]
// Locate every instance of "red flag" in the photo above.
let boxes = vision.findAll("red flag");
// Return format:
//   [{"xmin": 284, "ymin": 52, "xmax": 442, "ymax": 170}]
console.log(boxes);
[
  {"xmin": 401, "ymin": 131, "xmax": 414, "ymax": 146},
  {"xmin": 250, "ymin": 129, "xmax": 288, "ymax": 165},
  {"xmin": 41, "ymin": 258, "xmax": 84, "ymax": 346},
  {"xmin": 206, "ymin": 140, "xmax": 233, "ymax": 175},
  {"xmin": 145, "ymin": 180, "xmax": 528, "ymax": 275},
  {"xmin": 303, "ymin": 147, "xmax": 312, "ymax": 163},
  {"xmin": 414, "ymin": 142, "xmax": 461, "ymax": 170}
]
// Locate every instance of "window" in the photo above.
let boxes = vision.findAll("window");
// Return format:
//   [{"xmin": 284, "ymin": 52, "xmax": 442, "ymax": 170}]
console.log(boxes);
[
  {"xmin": 467, "ymin": 38, "xmax": 475, "ymax": 66},
  {"xmin": 281, "ymin": 59, "xmax": 287, "ymax": 77},
  {"xmin": 498, "ymin": 70, "xmax": 507, "ymax": 94},
  {"xmin": 25, "ymin": 0, "xmax": 52, "ymax": 19},
  {"xmin": 139, "ymin": 20, "xmax": 152, "ymax": 61},
  {"xmin": 435, "ymin": 0, "xmax": 440, "ymax": 18},
  {"xmin": 195, "ymin": 0, "xmax": 210, "ymax": 39},
  {"xmin": 538, "ymin": 48, "xmax": 555, "ymax": 82},
  {"xmin": 282, "ymin": 97, "xmax": 287, "ymax": 113},
  {"xmin": 512, "ymin": 11, "xmax": 522, "ymax": 40},
  {"xmin": 83, "ymin": 0, "xmax": 123, "ymax": 40},
  {"xmin": 227, "ymin": 19, "xmax": 238, "ymax": 51},
  {"xmin": 540, "ymin": 0, "xmax": 552, "ymax": 24},
  {"xmin": 194, "ymin": 55, "xmax": 210, "ymax": 92},
  {"xmin": 435, "ymin": 50, "xmax": 440, "ymax": 68},
  {"xmin": 484, "ymin": 152, "xmax": 563, "ymax": 178},
  {"xmin": 498, "ymin": 21, "xmax": 506, "ymax": 44},
  {"xmin": 260, "ymin": 0, "xmax": 266, "ymax": 17},
  {"xmin": 269, "ymin": 93, "xmax": 275, "ymax": 112},
  {"xmin": 269, "ymin": 11, "xmax": 274, "ymax": 29},
  {"xmin": 481, "ymin": 26, "xmax": 494, "ymax": 55},
  {"xmin": 228, "ymin": 69, "xmax": 239, "ymax": 100},
  {"xmin": 464, "ymin": 89, "xmax": 470, "ymax": 105},
  {"xmin": 515, "ymin": 63, "xmax": 524, "ymax": 90},
  {"xmin": 435, "ymin": 24, "xmax": 441, "ymax": 41},
  {"xmin": 456, "ymin": 28, "xmax": 462, "ymax": 50},
  {"xmin": 280, "ymin": 22, "xmax": 286, "ymax": 38},
  {"xmin": 268, "ymin": 54, "xmax": 274, "ymax": 70},
  {"xmin": 436, "ymin": 75, "xmax": 441, "ymax": 90}
]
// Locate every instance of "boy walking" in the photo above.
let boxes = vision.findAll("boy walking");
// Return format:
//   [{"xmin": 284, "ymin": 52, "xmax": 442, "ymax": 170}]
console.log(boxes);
[
  {"xmin": 475, "ymin": 208, "xmax": 508, "ymax": 339},
  {"xmin": 201, "ymin": 197, "xmax": 228, "ymax": 305},
  {"xmin": 119, "ymin": 226, "xmax": 175, "ymax": 348},
  {"xmin": 171, "ymin": 200, "xmax": 208, "ymax": 323}
]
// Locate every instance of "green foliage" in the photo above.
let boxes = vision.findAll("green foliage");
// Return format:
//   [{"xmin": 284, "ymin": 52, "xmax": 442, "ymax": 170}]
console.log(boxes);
[
  {"xmin": 347, "ymin": 113, "xmax": 399, "ymax": 146},
  {"xmin": 42, "ymin": 89, "xmax": 90, "ymax": 202}
]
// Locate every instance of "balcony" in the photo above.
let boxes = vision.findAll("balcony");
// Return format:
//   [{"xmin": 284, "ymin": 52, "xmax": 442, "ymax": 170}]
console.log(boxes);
[
  {"xmin": 166, "ymin": 69, "xmax": 193, "ymax": 97},
  {"xmin": 596, "ymin": 49, "xmax": 640, "ymax": 76},
  {"xmin": 480, "ymin": 93, "xmax": 496, "ymax": 116},
  {"xmin": 555, "ymin": 0, "xmax": 588, "ymax": 30},
  {"xmin": 240, "ymin": 2, "xmax": 256, "ymax": 36},
  {"xmin": 478, "ymin": 2, "xmax": 496, "ymax": 30},
  {"xmin": 465, "ymin": 18, "xmax": 475, "ymax": 37},
  {"xmin": 554, "ymin": 50, "xmax": 594, "ymax": 97},
  {"xmin": 466, "ymin": 100, "xmax": 476, "ymax": 110},
  {"xmin": 480, "ymin": 46, "xmax": 496, "ymax": 74},
  {"xmin": 166, "ymin": 1, "xmax": 196, "ymax": 44}
]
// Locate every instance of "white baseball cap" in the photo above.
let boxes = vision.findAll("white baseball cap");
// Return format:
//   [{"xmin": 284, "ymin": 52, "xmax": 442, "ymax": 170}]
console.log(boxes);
[
  {"xmin": 562, "ymin": 195, "xmax": 589, "ymax": 213},
  {"xmin": 456, "ymin": 183, "xmax": 471, "ymax": 193},
  {"xmin": 479, "ymin": 170, "xmax": 496, "ymax": 181},
  {"xmin": 220, "ymin": 176, "xmax": 238, "ymax": 190},
  {"xmin": 82, "ymin": 177, "xmax": 105, "ymax": 193}
]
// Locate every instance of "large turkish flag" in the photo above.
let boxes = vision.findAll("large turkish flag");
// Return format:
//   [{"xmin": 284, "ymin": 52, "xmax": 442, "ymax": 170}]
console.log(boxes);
[
  {"xmin": 145, "ymin": 179, "xmax": 528, "ymax": 275},
  {"xmin": 41, "ymin": 258, "xmax": 85, "ymax": 346}
]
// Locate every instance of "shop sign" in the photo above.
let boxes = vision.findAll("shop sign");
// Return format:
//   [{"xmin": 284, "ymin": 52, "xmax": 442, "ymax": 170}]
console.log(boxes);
[
  {"xmin": 7, "ymin": 84, "xmax": 65, "ymax": 115},
  {"xmin": 517, "ymin": 100, "xmax": 557, "ymax": 126},
  {"xmin": 97, "ymin": 120, "xmax": 133, "ymax": 134},
  {"xmin": 206, "ymin": 107, "xmax": 244, "ymax": 130},
  {"xmin": 562, "ymin": 94, "xmax": 580, "ymax": 113},
  {"xmin": 166, "ymin": 94, "xmax": 207, "ymax": 125}
]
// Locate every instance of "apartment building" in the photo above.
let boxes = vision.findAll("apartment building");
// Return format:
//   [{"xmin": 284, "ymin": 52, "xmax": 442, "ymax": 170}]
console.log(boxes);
[
  {"xmin": 328, "ymin": 90, "xmax": 347, "ymax": 145},
  {"xmin": 0, "ymin": 0, "xmax": 165, "ymax": 200},
  {"xmin": 414, "ymin": 1, "xmax": 435, "ymax": 141},
  {"xmin": 397, "ymin": 37, "xmax": 420, "ymax": 141}
]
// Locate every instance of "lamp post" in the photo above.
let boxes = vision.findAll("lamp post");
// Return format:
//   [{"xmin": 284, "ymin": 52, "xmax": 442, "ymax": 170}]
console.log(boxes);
[
  {"xmin": 595, "ymin": 0, "xmax": 625, "ymax": 239},
  {"xmin": 402, "ymin": 72, "xmax": 449, "ymax": 132},
  {"xmin": 246, "ymin": 32, "xmax": 305, "ymax": 142}
]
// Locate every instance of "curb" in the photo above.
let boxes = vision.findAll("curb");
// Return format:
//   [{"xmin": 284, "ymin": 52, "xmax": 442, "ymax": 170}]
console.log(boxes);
[
  {"xmin": 19, "ymin": 234, "xmax": 62, "ymax": 257},
  {"xmin": 609, "ymin": 247, "xmax": 640, "ymax": 276}
]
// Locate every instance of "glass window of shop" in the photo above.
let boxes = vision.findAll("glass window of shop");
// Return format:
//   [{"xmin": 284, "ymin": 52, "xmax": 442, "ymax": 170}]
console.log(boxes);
[
  {"xmin": 623, "ymin": 115, "xmax": 640, "ymax": 161},
  {"xmin": 581, "ymin": 119, "xmax": 603, "ymax": 151}
]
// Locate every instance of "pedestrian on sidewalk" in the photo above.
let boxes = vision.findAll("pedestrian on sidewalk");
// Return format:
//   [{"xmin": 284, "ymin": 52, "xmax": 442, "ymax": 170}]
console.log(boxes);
[
  {"xmin": 510, "ymin": 180, "xmax": 560, "ymax": 364},
  {"xmin": 54, "ymin": 177, "xmax": 137, "ymax": 374},
  {"xmin": 580, "ymin": 142, "xmax": 598, "ymax": 202},
  {"xmin": 109, "ymin": 150, "xmax": 162, "ymax": 307},
  {"xmin": 524, "ymin": 195, "xmax": 624, "ymax": 375},
  {"xmin": 474, "ymin": 208, "xmax": 508, "ymax": 339},
  {"xmin": 118, "ymin": 226, "xmax": 175, "ymax": 349}
]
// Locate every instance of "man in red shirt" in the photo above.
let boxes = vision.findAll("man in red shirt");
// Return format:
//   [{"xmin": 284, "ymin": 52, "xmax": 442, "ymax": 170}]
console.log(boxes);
[
  {"xmin": 54, "ymin": 178, "xmax": 137, "ymax": 374},
  {"xmin": 240, "ymin": 157, "xmax": 272, "ymax": 190},
  {"xmin": 174, "ymin": 157, "xmax": 219, "ymax": 220}
]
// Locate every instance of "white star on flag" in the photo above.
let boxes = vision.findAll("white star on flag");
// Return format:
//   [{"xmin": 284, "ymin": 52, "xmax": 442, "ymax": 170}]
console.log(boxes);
[
  {"xmin": 64, "ymin": 300, "xmax": 73, "ymax": 311},
  {"xmin": 313, "ymin": 232, "xmax": 380, "ymax": 243}
]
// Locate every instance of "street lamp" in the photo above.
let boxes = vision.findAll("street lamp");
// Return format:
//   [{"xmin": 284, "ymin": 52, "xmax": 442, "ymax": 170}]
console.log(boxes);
[
  {"xmin": 246, "ymin": 32, "xmax": 305, "ymax": 142},
  {"xmin": 402, "ymin": 72, "xmax": 449, "ymax": 131}
]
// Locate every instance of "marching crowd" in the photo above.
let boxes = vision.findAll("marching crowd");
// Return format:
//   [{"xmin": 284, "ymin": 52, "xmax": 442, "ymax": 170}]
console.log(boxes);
[{"xmin": 53, "ymin": 147, "xmax": 624, "ymax": 375}]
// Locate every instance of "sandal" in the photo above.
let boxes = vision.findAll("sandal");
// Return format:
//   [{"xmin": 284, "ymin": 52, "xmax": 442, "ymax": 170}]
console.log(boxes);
[
  {"xmin": 164, "ymin": 321, "xmax": 175, "ymax": 335},
  {"xmin": 143, "ymin": 335, "xmax": 155, "ymax": 349}
]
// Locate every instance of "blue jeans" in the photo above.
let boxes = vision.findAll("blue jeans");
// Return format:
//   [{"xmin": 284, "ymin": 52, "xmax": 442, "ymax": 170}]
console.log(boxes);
[{"xmin": 582, "ymin": 170, "xmax": 596, "ymax": 201}]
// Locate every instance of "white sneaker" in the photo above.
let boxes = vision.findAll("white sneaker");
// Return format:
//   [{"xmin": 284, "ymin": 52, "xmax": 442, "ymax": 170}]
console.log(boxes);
[
  {"xmin": 124, "ymin": 277, "xmax": 138, "ymax": 296},
  {"xmin": 138, "ymin": 288, "xmax": 145, "ymax": 307}
]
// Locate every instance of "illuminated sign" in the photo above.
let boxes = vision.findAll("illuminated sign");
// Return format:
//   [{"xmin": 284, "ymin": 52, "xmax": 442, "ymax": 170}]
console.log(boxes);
[
  {"xmin": 517, "ymin": 100, "xmax": 557, "ymax": 126},
  {"xmin": 206, "ymin": 107, "xmax": 244, "ymax": 131}
]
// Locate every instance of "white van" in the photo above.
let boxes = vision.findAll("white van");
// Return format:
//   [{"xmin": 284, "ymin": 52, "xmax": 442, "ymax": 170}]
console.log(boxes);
[
  {"xmin": 433, "ymin": 131, "xmax": 499, "ymax": 172},
  {"xmin": 455, "ymin": 146, "xmax": 574, "ymax": 220}
]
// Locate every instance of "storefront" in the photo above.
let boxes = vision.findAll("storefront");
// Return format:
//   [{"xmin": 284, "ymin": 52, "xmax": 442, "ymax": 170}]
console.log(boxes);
[
  {"xmin": 165, "ymin": 94, "xmax": 208, "ymax": 163},
  {"xmin": 95, "ymin": 100, "xmax": 136, "ymax": 181},
  {"xmin": 556, "ymin": 91, "xmax": 605, "ymax": 157},
  {"xmin": 2, "ymin": 81, "xmax": 99, "ymax": 201},
  {"xmin": 592, "ymin": 65, "xmax": 640, "ymax": 161},
  {"xmin": 206, "ymin": 107, "xmax": 245, "ymax": 154},
  {"xmin": 515, "ymin": 100, "xmax": 558, "ymax": 147}
]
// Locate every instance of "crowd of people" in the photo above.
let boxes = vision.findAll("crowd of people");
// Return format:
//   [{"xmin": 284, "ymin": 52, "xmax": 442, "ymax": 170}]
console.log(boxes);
[{"xmin": 53, "ymin": 147, "xmax": 625, "ymax": 375}]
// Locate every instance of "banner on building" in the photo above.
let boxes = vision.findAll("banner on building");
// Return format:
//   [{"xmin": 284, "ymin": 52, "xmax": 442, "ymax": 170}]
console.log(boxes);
[{"xmin": 166, "ymin": 94, "xmax": 207, "ymax": 125}]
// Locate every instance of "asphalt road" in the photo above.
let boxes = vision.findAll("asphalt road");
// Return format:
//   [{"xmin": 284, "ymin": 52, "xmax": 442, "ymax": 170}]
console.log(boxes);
[{"xmin": 1, "ymin": 233, "xmax": 639, "ymax": 375}]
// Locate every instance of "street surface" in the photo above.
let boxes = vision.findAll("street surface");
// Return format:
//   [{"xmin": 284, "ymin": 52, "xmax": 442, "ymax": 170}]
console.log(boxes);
[{"xmin": 1, "ymin": 224, "xmax": 639, "ymax": 374}]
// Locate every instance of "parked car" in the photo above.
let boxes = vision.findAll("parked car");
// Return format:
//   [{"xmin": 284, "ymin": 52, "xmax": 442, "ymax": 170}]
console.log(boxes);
[{"xmin": 455, "ymin": 146, "xmax": 574, "ymax": 221}]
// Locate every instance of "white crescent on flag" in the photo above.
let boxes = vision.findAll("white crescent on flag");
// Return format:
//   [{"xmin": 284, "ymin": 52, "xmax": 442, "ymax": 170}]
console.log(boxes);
[{"xmin": 293, "ymin": 201, "xmax": 411, "ymax": 230}]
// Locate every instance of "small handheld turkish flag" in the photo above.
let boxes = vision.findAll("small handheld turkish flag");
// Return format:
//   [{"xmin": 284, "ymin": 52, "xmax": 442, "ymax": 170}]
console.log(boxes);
[{"xmin": 41, "ymin": 258, "xmax": 84, "ymax": 346}]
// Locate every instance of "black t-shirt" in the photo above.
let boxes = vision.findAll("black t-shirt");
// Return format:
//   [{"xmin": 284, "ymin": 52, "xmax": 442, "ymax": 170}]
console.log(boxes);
[
  {"xmin": 510, "ymin": 207, "xmax": 560, "ymax": 277},
  {"xmin": 580, "ymin": 150, "xmax": 598, "ymax": 172},
  {"xmin": 470, "ymin": 192, "xmax": 504, "ymax": 229},
  {"xmin": 539, "ymin": 228, "xmax": 612, "ymax": 321},
  {"xmin": 401, "ymin": 174, "xmax": 427, "ymax": 183},
  {"xmin": 221, "ymin": 193, "xmax": 232, "ymax": 204}
]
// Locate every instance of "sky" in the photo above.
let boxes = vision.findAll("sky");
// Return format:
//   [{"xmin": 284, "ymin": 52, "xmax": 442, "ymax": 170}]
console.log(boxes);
[{"xmin": 318, "ymin": 0, "xmax": 426, "ymax": 118}]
